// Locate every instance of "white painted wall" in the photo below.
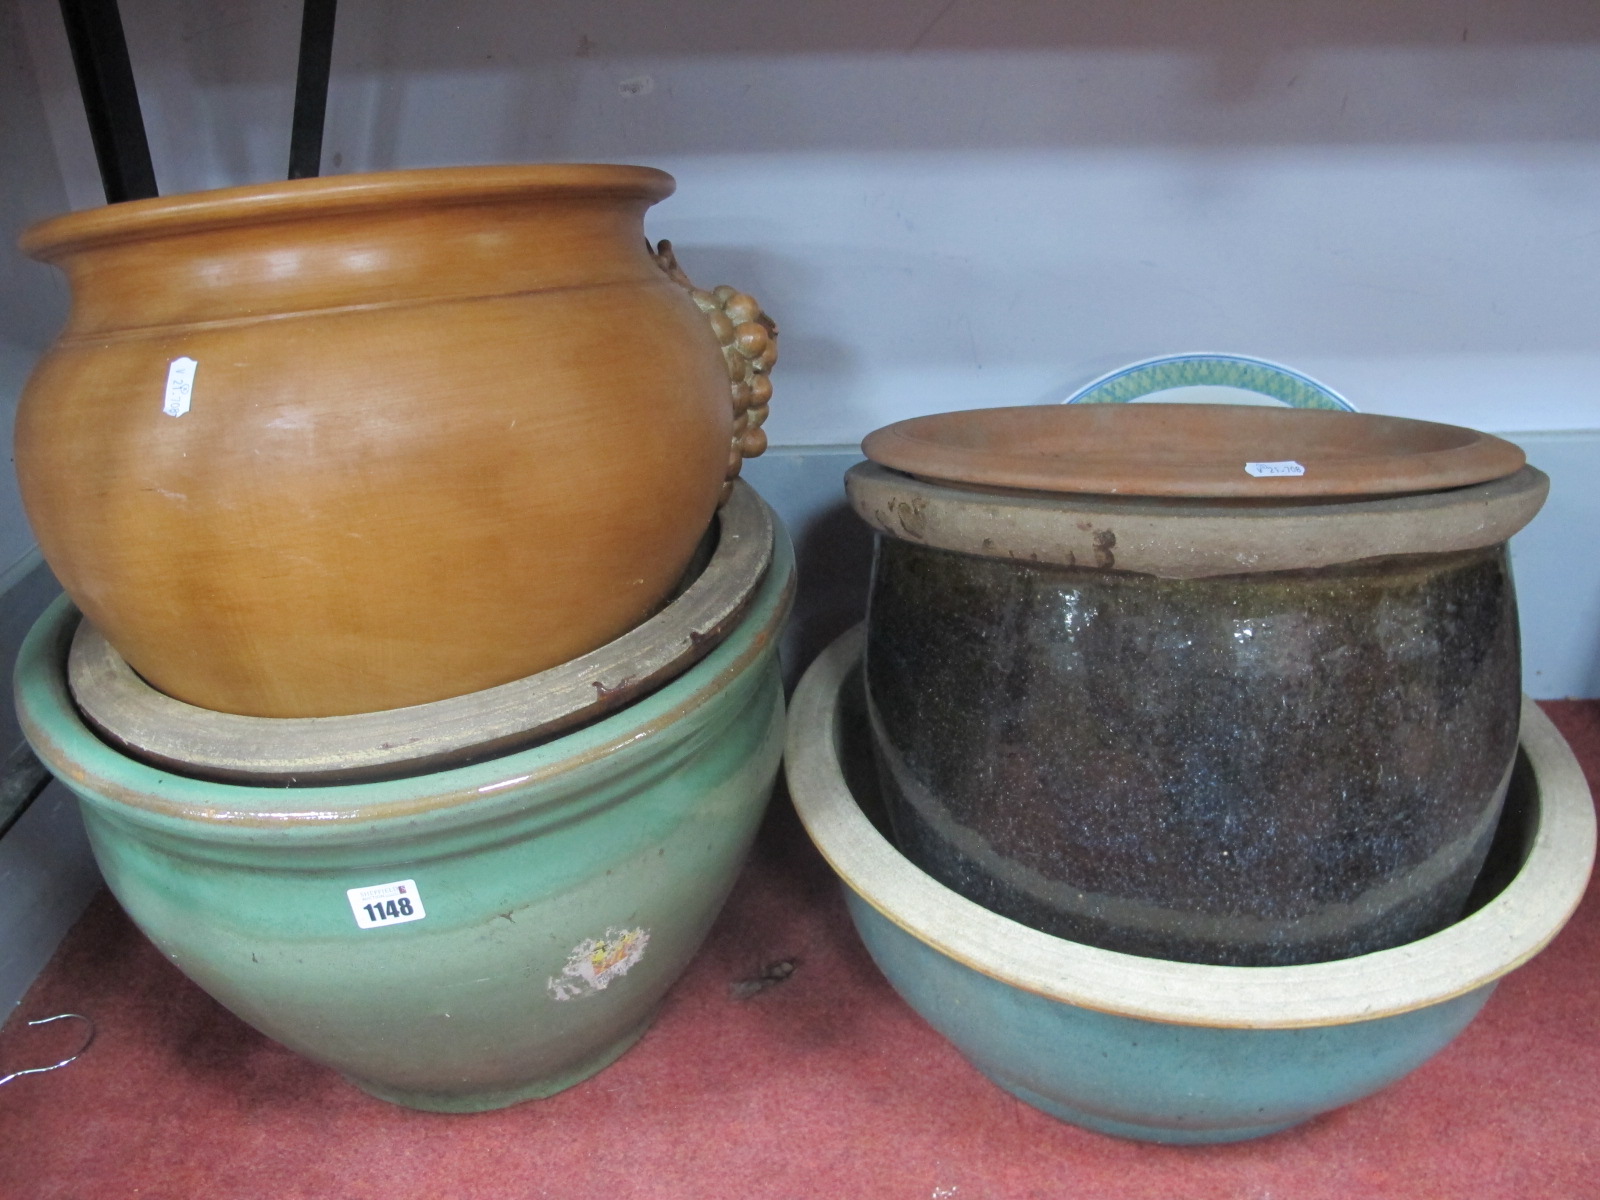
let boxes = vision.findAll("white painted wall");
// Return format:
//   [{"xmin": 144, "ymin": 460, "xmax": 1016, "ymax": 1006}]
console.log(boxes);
[
  {"xmin": 0, "ymin": 0, "xmax": 72, "ymax": 577},
  {"xmin": 16, "ymin": 0, "xmax": 1600, "ymax": 443}
]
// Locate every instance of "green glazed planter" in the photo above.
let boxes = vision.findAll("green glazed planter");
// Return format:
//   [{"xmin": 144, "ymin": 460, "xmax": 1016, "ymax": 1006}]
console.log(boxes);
[
  {"xmin": 15, "ymin": 520, "xmax": 794, "ymax": 1113},
  {"xmin": 786, "ymin": 626, "xmax": 1595, "ymax": 1144}
]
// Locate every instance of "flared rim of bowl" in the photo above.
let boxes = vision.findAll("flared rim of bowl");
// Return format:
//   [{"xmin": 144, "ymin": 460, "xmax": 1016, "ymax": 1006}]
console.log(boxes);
[
  {"xmin": 14, "ymin": 500, "xmax": 794, "ymax": 834},
  {"xmin": 784, "ymin": 625, "xmax": 1597, "ymax": 1030},
  {"xmin": 20, "ymin": 163, "xmax": 676, "ymax": 262}
]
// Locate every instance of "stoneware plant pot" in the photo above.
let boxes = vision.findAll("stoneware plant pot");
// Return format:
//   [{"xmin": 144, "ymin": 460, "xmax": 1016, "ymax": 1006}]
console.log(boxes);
[
  {"xmin": 16, "ymin": 164, "xmax": 776, "ymax": 718},
  {"xmin": 13, "ymin": 516, "xmax": 794, "ymax": 1113},
  {"xmin": 785, "ymin": 627, "xmax": 1595, "ymax": 1145},
  {"xmin": 848, "ymin": 403, "xmax": 1545, "ymax": 966}
]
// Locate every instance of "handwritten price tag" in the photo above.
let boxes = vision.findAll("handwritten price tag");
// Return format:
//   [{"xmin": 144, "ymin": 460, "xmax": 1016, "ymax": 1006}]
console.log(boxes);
[
  {"xmin": 1244, "ymin": 460, "xmax": 1305, "ymax": 478},
  {"xmin": 163, "ymin": 357, "xmax": 197, "ymax": 417}
]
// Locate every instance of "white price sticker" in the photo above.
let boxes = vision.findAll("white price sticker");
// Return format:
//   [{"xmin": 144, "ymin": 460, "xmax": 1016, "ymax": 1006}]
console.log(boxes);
[
  {"xmin": 1244, "ymin": 460, "xmax": 1306, "ymax": 478},
  {"xmin": 163, "ymin": 356, "xmax": 197, "ymax": 417},
  {"xmin": 347, "ymin": 879, "xmax": 426, "ymax": 929}
]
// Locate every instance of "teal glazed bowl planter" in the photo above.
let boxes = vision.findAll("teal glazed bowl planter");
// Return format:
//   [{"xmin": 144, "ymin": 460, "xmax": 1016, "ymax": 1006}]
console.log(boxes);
[
  {"xmin": 785, "ymin": 627, "xmax": 1595, "ymax": 1144},
  {"xmin": 15, "ymin": 520, "xmax": 794, "ymax": 1113}
]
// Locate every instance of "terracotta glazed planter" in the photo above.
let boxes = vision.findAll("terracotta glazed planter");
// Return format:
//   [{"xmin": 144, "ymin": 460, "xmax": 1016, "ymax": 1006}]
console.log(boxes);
[
  {"xmin": 16, "ymin": 165, "xmax": 776, "ymax": 718},
  {"xmin": 13, "ymin": 508, "xmax": 794, "ymax": 1113},
  {"xmin": 786, "ymin": 627, "xmax": 1595, "ymax": 1144},
  {"xmin": 849, "ymin": 404, "xmax": 1545, "ymax": 966}
]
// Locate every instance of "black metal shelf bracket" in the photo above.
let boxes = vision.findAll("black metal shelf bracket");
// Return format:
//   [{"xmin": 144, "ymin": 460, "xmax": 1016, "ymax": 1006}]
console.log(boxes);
[
  {"xmin": 288, "ymin": 0, "xmax": 339, "ymax": 180},
  {"xmin": 56, "ymin": 0, "xmax": 157, "ymax": 203}
]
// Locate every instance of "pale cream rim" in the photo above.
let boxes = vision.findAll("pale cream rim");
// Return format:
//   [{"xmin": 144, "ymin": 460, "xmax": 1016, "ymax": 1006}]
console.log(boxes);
[{"xmin": 784, "ymin": 624, "xmax": 1595, "ymax": 1029}]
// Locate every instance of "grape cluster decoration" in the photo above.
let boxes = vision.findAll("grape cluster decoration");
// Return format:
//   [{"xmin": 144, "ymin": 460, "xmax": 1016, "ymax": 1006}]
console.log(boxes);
[{"xmin": 652, "ymin": 240, "xmax": 777, "ymax": 504}]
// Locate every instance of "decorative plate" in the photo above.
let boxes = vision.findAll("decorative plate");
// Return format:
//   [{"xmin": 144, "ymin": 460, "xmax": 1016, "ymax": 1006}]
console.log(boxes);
[{"xmin": 1063, "ymin": 353, "xmax": 1356, "ymax": 412}]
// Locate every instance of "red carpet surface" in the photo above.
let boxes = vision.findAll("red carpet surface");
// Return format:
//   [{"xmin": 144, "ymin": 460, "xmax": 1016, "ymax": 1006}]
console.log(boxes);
[{"xmin": 2, "ymin": 701, "xmax": 1598, "ymax": 1200}]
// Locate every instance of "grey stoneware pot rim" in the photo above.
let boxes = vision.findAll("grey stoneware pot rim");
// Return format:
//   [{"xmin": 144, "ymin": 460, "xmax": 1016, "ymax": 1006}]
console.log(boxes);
[
  {"xmin": 845, "ymin": 461, "xmax": 1548, "ymax": 578},
  {"xmin": 14, "ymin": 510, "xmax": 795, "ymax": 838},
  {"xmin": 784, "ymin": 624, "xmax": 1596, "ymax": 1030}
]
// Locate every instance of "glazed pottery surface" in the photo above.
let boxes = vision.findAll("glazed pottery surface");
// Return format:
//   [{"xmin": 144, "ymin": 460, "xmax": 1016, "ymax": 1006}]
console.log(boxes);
[
  {"xmin": 17, "ymin": 165, "xmax": 776, "ymax": 718},
  {"xmin": 866, "ymin": 538, "xmax": 1520, "ymax": 966},
  {"xmin": 785, "ymin": 627, "xmax": 1595, "ymax": 1144},
  {"xmin": 846, "ymin": 895, "xmax": 1492, "ymax": 1144},
  {"xmin": 13, "ymin": 517, "xmax": 795, "ymax": 1113},
  {"xmin": 848, "ymin": 412, "xmax": 1546, "ymax": 967}
]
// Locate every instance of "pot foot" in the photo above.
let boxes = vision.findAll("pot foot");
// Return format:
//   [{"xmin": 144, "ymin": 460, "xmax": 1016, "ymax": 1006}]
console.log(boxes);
[
  {"xmin": 984, "ymin": 1071, "xmax": 1306, "ymax": 1145},
  {"xmin": 341, "ymin": 1006, "xmax": 660, "ymax": 1114}
]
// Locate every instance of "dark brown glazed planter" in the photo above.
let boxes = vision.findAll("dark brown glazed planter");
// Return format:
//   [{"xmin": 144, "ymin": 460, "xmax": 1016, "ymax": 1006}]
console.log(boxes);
[{"xmin": 848, "ymin": 404, "xmax": 1546, "ymax": 967}]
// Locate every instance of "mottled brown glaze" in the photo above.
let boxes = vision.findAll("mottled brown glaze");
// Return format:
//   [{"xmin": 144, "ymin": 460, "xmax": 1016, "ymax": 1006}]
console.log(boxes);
[
  {"xmin": 862, "ymin": 404, "xmax": 1526, "ymax": 498},
  {"xmin": 16, "ymin": 165, "xmax": 773, "ymax": 718},
  {"xmin": 866, "ymin": 538, "xmax": 1523, "ymax": 967}
]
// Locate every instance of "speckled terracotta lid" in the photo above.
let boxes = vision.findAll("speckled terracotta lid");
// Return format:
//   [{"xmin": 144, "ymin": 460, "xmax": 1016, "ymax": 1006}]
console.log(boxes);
[{"xmin": 860, "ymin": 404, "xmax": 1526, "ymax": 498}]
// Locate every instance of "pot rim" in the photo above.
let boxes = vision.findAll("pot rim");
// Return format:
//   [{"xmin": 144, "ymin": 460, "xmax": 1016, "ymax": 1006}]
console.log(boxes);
[
  {"xmin": 20, "ymin": 164, "xmax": 676, "ymax": 262},
  {"xmin": 66, "ymin": 482, "xmax": 774, "ymax": 786},
  {"xmin": 15, "ymin": 502, "xmax": 794, "ymax": 833},
  {"xmin": 784, "ymin": 624, "xmax": 1596, "ymax": 1029},
  {"xmin": 846, "ymin": 461, "xmax": 1549, "ymax": 578}
]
